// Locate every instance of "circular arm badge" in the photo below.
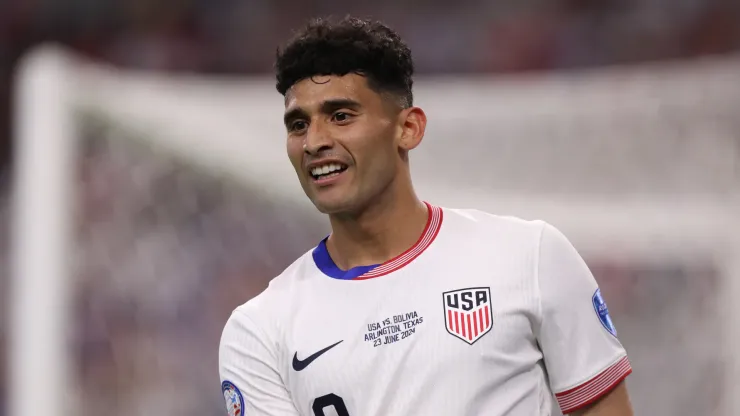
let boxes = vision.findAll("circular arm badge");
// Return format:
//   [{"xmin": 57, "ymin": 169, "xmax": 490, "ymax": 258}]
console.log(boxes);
[
  {"xmin": 222, "ymin": 380, "xmax": 244, "ymax": 416},
  {"xmin": 592, "ymin": 288, "xmax": 617, "ymax": 337}
]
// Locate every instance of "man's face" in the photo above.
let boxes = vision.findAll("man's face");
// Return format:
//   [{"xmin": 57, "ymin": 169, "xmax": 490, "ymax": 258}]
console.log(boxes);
[{"xmin": 284, "ymin": 74, "xmax": 402, "ymax": 214}]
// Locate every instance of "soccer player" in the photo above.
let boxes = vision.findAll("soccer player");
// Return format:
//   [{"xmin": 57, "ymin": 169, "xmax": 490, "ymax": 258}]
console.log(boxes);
[{"xmin": 219, "ymin": 17, "xmax": 634, "ymax": 416}]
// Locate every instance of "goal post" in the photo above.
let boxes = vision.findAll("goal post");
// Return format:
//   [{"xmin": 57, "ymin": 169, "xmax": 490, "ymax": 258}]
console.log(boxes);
[
  {"xmin": 9, "ymin": 45, "xmax": 740, "ymax": 416},
  {"xmin": 10, "ymin": 47, "xmax": 78, "ymax": 416}
]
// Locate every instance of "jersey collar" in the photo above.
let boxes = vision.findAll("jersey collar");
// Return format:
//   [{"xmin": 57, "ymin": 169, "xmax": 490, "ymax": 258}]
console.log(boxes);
[{"xmin": 312, "ymin": 202, "xmax": 443, "ymax": 280}]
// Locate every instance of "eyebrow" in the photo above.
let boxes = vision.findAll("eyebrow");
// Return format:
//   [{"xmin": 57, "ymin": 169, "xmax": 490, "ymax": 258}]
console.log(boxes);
[{"xmin": 283, "ymin": 98, "xmax": 362, "ymax": 127}]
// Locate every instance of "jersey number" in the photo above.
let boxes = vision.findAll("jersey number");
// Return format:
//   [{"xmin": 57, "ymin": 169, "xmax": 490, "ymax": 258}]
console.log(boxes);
[{"xmin": 312, "ymin": 393, "xmax": 349, "ymax": 416}]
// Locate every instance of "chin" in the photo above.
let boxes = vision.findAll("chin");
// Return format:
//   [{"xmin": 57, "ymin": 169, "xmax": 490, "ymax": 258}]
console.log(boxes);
[
  {"xmin": 312, "ymin": 200, "xmax": 351, "ymax": 215},
  {"xmin": 310, "ymin": 194, "xmax": 359, "ymax": 216}
]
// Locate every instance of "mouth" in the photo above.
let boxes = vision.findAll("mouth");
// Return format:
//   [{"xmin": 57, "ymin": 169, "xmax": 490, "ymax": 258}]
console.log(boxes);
[{"xmin": 309, "ymin": 162, "xmax": 349, "ymax": 183}]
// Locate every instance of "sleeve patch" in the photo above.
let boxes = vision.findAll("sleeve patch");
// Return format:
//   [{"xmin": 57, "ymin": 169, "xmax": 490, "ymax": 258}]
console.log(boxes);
[
  {"xmin": 222, "ymin": 380, "xmax": 245, "ymax": 416},
  {"xmin": 555, "ymin": 356, "xmax": 632, "ymax": 414},
  {"xmin": 592, "ymin": 288, "xmax": 617, "ymax": 337}
]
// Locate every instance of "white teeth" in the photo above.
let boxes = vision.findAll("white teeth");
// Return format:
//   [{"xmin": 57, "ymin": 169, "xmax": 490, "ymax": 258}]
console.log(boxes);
[{"xmin": 311, "ymin": 163, "xmax": 345, "ymax": 177}]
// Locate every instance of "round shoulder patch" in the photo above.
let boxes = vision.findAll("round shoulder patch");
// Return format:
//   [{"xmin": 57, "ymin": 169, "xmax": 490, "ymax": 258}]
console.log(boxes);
[
  {"xmin": 222, "ymin": 380, "xmax": 245, "ymax": 416},
  {"xmin": 592, "ymin": 288, "xmax": 617, "ymax": 337}
]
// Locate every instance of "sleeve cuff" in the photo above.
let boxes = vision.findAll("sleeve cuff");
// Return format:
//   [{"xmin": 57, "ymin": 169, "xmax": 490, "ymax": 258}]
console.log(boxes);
[{"xmin": 554, "ymin": 355, "xmax": 632, "ymax": 414}]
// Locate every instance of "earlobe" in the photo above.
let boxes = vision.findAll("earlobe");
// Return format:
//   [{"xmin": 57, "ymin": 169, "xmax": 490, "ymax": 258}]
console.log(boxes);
[{"xmin": 399, "ymin": 107, "xmax": 426, "ymax": 151}]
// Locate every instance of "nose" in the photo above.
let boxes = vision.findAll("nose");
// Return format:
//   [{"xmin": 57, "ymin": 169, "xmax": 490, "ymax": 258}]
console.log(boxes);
[{"xmin": 303, "ymin": 122, "xmax": 333, "ymax": 155}]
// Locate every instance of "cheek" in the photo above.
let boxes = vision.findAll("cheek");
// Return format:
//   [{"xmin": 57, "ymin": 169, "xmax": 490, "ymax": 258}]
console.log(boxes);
[
  {"xmin": 356, "ymin": 138, "xmax": 399, "ymax": 177},
  {"xmin": 286, "ymin": 139, "xmax": 304, "ymax": 170}
]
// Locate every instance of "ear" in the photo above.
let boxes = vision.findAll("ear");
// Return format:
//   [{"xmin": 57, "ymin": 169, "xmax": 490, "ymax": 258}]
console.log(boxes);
[{"xmin": 398, "ymin": 107, "xmax": 427, "ymax": 151}]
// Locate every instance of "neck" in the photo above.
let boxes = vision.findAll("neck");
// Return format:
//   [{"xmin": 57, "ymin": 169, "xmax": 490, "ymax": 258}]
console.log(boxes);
[{"xmin": 326, "ymin": 181, "xmax": 428, "ymax": 271}]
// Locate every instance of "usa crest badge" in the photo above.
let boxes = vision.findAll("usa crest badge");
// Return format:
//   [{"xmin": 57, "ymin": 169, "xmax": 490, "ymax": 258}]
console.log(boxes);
[{"xmin": 443, "ymin": 287, "xmax": 493, "ymax": 345}]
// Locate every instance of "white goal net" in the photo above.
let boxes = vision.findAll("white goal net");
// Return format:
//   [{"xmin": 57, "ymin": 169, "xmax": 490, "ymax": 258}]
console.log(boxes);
[{"xmin": 8, "ymin": 46, "xmax": 740, "ymax": 416}]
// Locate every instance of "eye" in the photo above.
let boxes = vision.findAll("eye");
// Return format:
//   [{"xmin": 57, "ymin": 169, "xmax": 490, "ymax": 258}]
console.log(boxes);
[
  {"xmin": 289, "ymin": 120, "xmax": 308, "ymax": 133},
  {"xmin": 332, "ymin": 112, "xmax": 352, "ymax": 123}
]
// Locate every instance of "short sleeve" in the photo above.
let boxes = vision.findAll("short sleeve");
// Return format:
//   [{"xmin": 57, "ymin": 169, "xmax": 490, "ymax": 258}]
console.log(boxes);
[
  {"xmin": 535, "ymin": 223, "xmax": 632, "ymax": 414},
  {"xmin": 219, "ymin": 308, "xmax": 300, "ymax": 416}
]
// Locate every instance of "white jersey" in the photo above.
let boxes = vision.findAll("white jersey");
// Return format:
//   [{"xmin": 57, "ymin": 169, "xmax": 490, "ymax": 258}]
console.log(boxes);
[{"xmin": 219, "ymin": 204, "xmax": 632, "ymax": 416}]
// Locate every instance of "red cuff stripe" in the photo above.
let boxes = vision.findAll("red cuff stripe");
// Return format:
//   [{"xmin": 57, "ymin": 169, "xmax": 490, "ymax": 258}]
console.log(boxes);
[{"xmin": 555, "ymin": 356, "xmax": 632, "ymax": 414}]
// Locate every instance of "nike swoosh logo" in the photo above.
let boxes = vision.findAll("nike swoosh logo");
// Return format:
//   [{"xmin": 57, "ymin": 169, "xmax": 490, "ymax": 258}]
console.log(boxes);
[{"xmin": 292, "ymin": 340, "xmax": 343, "ymax": 371}]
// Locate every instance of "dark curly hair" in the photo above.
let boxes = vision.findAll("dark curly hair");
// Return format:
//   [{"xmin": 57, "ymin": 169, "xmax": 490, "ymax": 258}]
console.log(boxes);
[{"xmin": 275, "ymin": 17, "xmax": 414, "ymax": 108}]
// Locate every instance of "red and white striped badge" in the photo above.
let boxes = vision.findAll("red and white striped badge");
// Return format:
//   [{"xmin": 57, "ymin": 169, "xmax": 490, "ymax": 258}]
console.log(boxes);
[{"xmin": 443, "ymin": 287, "xmax": 493, "ymax": 345}]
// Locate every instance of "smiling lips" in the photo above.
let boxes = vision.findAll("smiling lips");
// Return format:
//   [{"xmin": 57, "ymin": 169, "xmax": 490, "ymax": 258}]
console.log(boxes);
[{"xmin": 308, "ymin": 162, "xmax": 349, "ymax": 185}]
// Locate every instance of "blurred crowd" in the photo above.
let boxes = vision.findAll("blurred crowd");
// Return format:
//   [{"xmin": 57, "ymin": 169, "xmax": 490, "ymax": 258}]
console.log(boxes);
[
  {"xmin": 52, "ymin": 127, "xmax": 328, "ymax": 415},
  {"xmin": 1, "ymin": 0, "xmax": 739, "ymax": 174},
  {"xmin": 1, "ymin": 0, "xmax": 739, "ymax": 415}
]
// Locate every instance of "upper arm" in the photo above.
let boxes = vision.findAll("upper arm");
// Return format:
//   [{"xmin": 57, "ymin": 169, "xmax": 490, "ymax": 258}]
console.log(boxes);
[
  {"xmin": 219, "ymin": 309, "xmax": 300, "ymax": 416},
  {"xmin": 534, "ymin": 223, "xmax": 633, "ymax": 415}
]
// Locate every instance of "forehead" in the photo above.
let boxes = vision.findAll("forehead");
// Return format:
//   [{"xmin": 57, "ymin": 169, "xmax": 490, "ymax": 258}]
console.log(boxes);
[{"xmin": 284, "ymin": 74, "xmax": 379, "ymax": 111}]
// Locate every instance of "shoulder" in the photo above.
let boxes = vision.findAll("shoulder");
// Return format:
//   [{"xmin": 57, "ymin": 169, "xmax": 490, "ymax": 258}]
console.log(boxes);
[
  {"xmin": 440, "ymin": 205, "xmax": 549, "ymax": 244},
  {"xmin": 441, "ymin": 207, "xmax": 583, "ymax": 274},
  {"xmin": 223, "ymin": 248, "xmax": 317, "ymax": 339}
]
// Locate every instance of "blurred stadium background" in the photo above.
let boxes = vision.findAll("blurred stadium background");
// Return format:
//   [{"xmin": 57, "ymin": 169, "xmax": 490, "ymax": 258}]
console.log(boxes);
[{"xmin": 2, "ymin": 1, "xmax": 740, "ymax": 416}]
